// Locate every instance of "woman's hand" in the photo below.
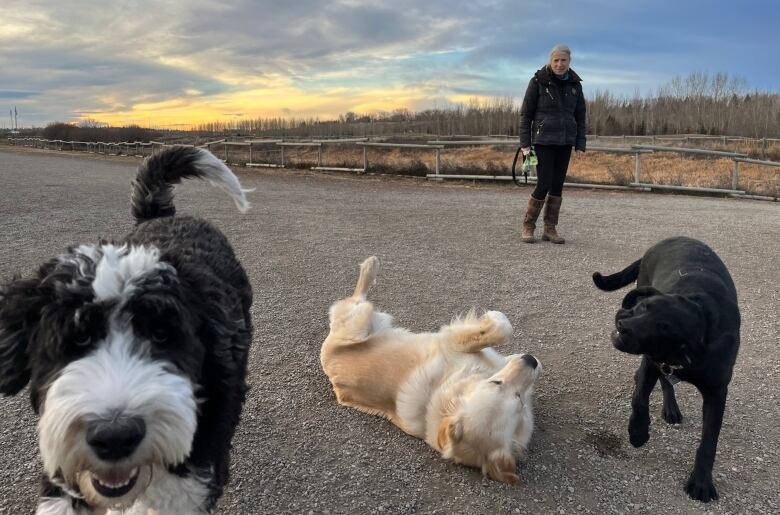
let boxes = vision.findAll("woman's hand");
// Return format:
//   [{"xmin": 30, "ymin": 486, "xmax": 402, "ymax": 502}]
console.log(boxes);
[
  {"xmin": 521, "ymin": 147, "xmax": 531, "ymax": 155},
  {"xmin": 575, "ymin": 150, "xmax": 585, "ymax": 158}
]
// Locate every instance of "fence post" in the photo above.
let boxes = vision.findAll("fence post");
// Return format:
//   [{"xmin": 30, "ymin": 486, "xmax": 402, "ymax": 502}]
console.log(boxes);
[
  {"xmin": 635, "ymin": 152, "xmax": 642, "ymax": 183},
  {"xmin": 435, "ymin": 148, "xmax": 440, "ymax": 175},
  {"xmin": 249, "ymin": 143, "xmax": 253, "ymax": 166},
  {"xmin": 225, "ymin": 143, "xmax": 229, "ymax": 163},
  {"xmin": 281, "ymin": 145, "xmax": 285, "ymax": 167},
  {"xmin": 363, "ymin": 146, "xmax": 368, "ymax": 173},
  {"xmin": 732, "ymin": 159, "xmax": 740, "ymax": 190},
  {"xmin": 318, "ymin": 144, "xmax": 323, "ymax": 167}
]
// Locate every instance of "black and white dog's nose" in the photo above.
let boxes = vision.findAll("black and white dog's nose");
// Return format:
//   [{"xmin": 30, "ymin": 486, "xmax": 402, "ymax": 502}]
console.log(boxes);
[{"xmin": 87, "ymin": 417, "xmax": 146, "ymax": 461}]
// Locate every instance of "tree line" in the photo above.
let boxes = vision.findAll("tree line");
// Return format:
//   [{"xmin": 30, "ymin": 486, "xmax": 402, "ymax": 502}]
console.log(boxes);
[
  {"xmin": 27, "ymin": 72, "xmax": 779, "ymax": 140},
  {"xmin": 38, "ymin": 120, "xmax": 160, "ymax": 143},
  {"xmin": 192, "ymin": 72, "xmax": 778, "ymax": 139}
]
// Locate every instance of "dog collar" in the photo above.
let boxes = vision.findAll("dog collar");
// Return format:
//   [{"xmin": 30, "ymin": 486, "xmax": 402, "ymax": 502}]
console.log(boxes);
[
  {"xmin": 677, "ymin": 267, "xmax": 704, "ymax": 277},
  {"xmin": 654, "ymin": 360, "xmax": 683, "ymax": 385}
]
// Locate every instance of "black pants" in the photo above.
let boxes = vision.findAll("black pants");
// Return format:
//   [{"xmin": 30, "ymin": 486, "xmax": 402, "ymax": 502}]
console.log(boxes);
[{"xmin": 531, "ymin": 145, "xmax": 572, "ymax": 200}]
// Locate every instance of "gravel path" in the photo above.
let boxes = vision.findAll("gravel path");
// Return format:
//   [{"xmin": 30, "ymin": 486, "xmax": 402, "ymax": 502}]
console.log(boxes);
[{"xmin": 0, "ymin": 148, "xmax": 778, "ymax": 515}]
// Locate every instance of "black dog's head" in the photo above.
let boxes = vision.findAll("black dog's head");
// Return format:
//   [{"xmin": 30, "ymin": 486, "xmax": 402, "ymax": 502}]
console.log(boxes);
[
  {"xmin": 611, "ymin": 286, "xmax": 706, "ymax": 364},
  {"xmin": 0, "ymin": 243, "xmax": 239, "ymax": 508}
]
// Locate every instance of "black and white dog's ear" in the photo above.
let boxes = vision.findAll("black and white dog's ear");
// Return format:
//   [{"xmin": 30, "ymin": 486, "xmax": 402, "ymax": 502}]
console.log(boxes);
[
  {"xmin": 621, "ymin": 286, "xmax": 662, "ymax": 309},
  {"xmin": 0, "ymin": 277, "xmax": 45, "ymax": 395}
]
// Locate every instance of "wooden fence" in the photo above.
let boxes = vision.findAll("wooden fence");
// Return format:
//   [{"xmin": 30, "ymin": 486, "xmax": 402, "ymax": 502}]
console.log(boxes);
[{"xmin": 7, "ymin": 136, "xmax": 778, "ymax": 201}]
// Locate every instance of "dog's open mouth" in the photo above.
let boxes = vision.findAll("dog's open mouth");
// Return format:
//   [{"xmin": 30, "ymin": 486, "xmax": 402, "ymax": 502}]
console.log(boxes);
[
  {"xmin": 611, "ymin": 329, "xmax": 642, "ymax": 354},
  {"xmin": 77, "ymin": 464, "xmax": 153, "ymax": 509},
  {"xmin": 90, "ymin": 467, "xmax": 140, "ymax": 498}
]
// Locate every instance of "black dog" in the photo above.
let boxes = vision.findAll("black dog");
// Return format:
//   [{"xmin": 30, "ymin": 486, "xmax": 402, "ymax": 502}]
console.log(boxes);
[
  {"xmin": 0, "ymin": 147, "xmax": 253, "ymax": 514},
  {"xmin": 593, "ymin": 236, "xmax": 740, "ymax": 502}
]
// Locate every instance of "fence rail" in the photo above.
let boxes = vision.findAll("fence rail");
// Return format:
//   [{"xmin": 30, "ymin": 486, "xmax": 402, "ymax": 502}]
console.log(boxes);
[{"xmin": 6, "ymin": 136, "xmax": 778, "ymax": 201}]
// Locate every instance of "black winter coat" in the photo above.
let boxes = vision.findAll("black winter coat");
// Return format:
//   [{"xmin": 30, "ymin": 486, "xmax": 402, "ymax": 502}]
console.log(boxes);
[{"xmin": 518, "ymin": 66, "xmax": 586, "ymax": 151}]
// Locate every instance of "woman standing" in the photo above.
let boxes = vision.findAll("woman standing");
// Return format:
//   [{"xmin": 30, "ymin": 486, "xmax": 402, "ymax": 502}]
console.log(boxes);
[{"xmin": 518, "ymin": 44, "xmax": 586, "ymax": 244}]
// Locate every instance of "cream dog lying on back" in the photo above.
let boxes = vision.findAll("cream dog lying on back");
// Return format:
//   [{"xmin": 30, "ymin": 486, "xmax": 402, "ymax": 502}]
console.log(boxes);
[{"xmin": 321, "ymin": 256, "xmax": 541, "ymax": 483}]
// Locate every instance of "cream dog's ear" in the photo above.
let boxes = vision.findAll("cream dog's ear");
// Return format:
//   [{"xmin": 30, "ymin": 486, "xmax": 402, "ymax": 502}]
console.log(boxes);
[
  {"xmin": 436, "ymin": 416, "xmax": 463, "ymax": 452},
  {"xmin": 484, "ymin": 450, "xmax": 519, "ymax": 485}
]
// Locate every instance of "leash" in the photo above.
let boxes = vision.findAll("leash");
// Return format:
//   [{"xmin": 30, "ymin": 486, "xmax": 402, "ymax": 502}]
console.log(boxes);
[{"xmin": 511, "ymin": 147, "xmax": 537, "ymax": 186}]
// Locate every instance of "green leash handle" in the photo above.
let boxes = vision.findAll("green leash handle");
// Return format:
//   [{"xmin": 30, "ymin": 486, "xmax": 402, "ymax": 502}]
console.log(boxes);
[{"xmin": 511, "ymin": 147, "xmax": 536, "ymax": 186}]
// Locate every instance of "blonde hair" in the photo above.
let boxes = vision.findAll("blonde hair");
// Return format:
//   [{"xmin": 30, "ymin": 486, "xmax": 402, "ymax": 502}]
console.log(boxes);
[{"xmin": 549, "ymin": 44, "xmax": 571, "ymax": 62}]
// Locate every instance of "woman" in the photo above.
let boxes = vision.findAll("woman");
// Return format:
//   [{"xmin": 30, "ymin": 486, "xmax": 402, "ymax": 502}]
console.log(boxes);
[{"xmin": 518, "ymin": 44, "xmax": 586, "ymax": 244}]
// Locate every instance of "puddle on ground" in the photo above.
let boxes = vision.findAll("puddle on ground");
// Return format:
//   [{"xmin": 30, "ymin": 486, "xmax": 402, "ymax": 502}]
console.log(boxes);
[{"xmin": 584, "ymin": 429, "xmax": 627, "ymax": 458}]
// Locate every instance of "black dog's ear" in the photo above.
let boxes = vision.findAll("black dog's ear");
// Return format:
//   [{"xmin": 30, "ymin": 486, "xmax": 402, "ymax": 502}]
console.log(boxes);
[
  {"xmin": 0, "ymin": 277, "xmax": 45, "ymax": 395},
  {"xmin": 621, "ymin": 286, "xmax": 662, "ymax": 309}
]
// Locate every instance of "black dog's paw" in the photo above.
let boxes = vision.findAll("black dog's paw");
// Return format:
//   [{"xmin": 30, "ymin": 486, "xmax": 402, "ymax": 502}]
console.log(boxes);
[
  {"xmin": 628, "ymin": 426, "xmax": 649, "ymax": 448},
  {"xmin": 628, "ymin": 418, "xmax": 650, "ymax": 448},
  {"xmin": 686, "ymin": 471, "xmax": 718, "ymax": 502},
  {"xmin": 662, "ymin": 403, "xmax": 683, "ymax": 425}
]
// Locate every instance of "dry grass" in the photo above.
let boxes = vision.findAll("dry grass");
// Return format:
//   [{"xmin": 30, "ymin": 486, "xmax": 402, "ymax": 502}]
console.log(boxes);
[
  {"xmin": 322, "ymin": 145, "xmax": 779, "ymax": 197},
  {"xmin": 8, "ymin": 137, "xmax": 777, "ymax": 197},
  {"xmin": 220, "ymin": 142, "xmax": 779, "ymax": 196}
]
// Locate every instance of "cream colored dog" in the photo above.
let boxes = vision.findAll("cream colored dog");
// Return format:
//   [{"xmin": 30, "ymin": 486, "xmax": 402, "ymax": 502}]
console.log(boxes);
[{"xmin": 321, "ymin": 256, "xmax": 541, "ymax": 484}]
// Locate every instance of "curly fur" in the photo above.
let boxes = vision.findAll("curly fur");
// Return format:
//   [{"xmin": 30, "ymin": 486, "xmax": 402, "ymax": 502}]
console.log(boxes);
[{"xmin": 0, "ymin": 147, "xmax": 253, "ymax": 514}]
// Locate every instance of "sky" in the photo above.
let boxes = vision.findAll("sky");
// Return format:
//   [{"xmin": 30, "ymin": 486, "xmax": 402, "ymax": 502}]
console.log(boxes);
[{"xmin": 1, "ymin": 0, "xmax": 778, "ymax": 129}]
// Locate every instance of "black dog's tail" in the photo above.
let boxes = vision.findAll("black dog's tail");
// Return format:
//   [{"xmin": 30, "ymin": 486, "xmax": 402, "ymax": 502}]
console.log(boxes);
[
  {"xmin": 131, "ymin": 146, "xmax": 251, "ymax": 224},
  {"xmin": 592, "ymin": 259, "xmax": 641, "ymax": 291}
]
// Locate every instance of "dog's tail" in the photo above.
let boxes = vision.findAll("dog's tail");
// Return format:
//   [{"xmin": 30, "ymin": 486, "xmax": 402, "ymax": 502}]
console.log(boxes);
[
  {"xmin": 353, "ymin": 256, "xmax": 379, "ymax": 299},
  {"xmin": 131, "ymin": 146, "xmax": 251, "ymax": 224},
  {"xmin": 592, "ymin": 259, "xmax": 641, "ymax": 291}
]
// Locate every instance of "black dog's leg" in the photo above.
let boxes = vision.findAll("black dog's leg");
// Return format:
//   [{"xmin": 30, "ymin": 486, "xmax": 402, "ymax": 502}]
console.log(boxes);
[
  {"xmin": 685, "ymin": 389, "xmax": 727, "ymax": 502},
  {"xmin": 660, "ymin": 376, "xmax": 683, "ymax": 424},
  {"xmin": 628, "ymin": 356, "xmax": 661, "ymax": 447}
]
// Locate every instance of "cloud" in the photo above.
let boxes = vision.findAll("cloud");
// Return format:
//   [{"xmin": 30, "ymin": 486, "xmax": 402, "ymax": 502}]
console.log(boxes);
[{"xmin": 0, "ymin": 0, "xmax": 776, "ymax": 127}]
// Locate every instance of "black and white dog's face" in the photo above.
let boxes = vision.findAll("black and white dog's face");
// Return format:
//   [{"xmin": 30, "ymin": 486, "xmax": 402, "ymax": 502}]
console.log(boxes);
[{"xmin": 1, "ymin": 243, "xmax": 205, "ymax": 508}]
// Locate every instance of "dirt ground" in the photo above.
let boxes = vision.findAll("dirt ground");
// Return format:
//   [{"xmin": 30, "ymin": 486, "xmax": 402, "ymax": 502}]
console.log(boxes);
[{"xmin": 0, "ymin": 147, "xmax": 778, "ymax": 514}]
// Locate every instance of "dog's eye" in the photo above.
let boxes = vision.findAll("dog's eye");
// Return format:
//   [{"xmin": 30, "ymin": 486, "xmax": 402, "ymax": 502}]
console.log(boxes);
[
  {"xmin": 150, "ymin": 328, "xmax": 170, "ymax": 344},
  {"xmin": 490, "ymin": 380, "xmax": 503, "ymax": 386},
  {"xmin": 73, "ymin": 332, "xmax": 92, "ymax": 347}
]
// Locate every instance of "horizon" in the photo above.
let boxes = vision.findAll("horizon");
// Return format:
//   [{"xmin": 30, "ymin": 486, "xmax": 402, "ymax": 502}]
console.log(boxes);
[{"xmin": 1, "ymin": 0, "xmax": 778, "ymax": 129}]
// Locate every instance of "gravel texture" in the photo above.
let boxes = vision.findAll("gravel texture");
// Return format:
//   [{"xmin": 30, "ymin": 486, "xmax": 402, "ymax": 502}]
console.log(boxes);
[{"xmin": 0, "ymin": 147, "xmax": 778, "ymax": 515}]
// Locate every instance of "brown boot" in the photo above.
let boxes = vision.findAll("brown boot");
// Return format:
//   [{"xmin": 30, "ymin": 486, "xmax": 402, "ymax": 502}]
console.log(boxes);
[
  {"xmin": 522, "ymin": 196, "xmax": 545, "ymax": 243},
  {"xmin": 541, "ymin": 195, "xmax": 565, "ymax": 244}
]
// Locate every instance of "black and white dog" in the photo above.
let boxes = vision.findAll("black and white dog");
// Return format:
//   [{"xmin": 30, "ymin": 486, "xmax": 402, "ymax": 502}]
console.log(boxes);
[
  {"xmin": 0, "ymin": 147, "xmax": 254, "ymax": 514},
  {"xmin": 593, "ymin": 236, "xmax": 740, "ymax": 502}
]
